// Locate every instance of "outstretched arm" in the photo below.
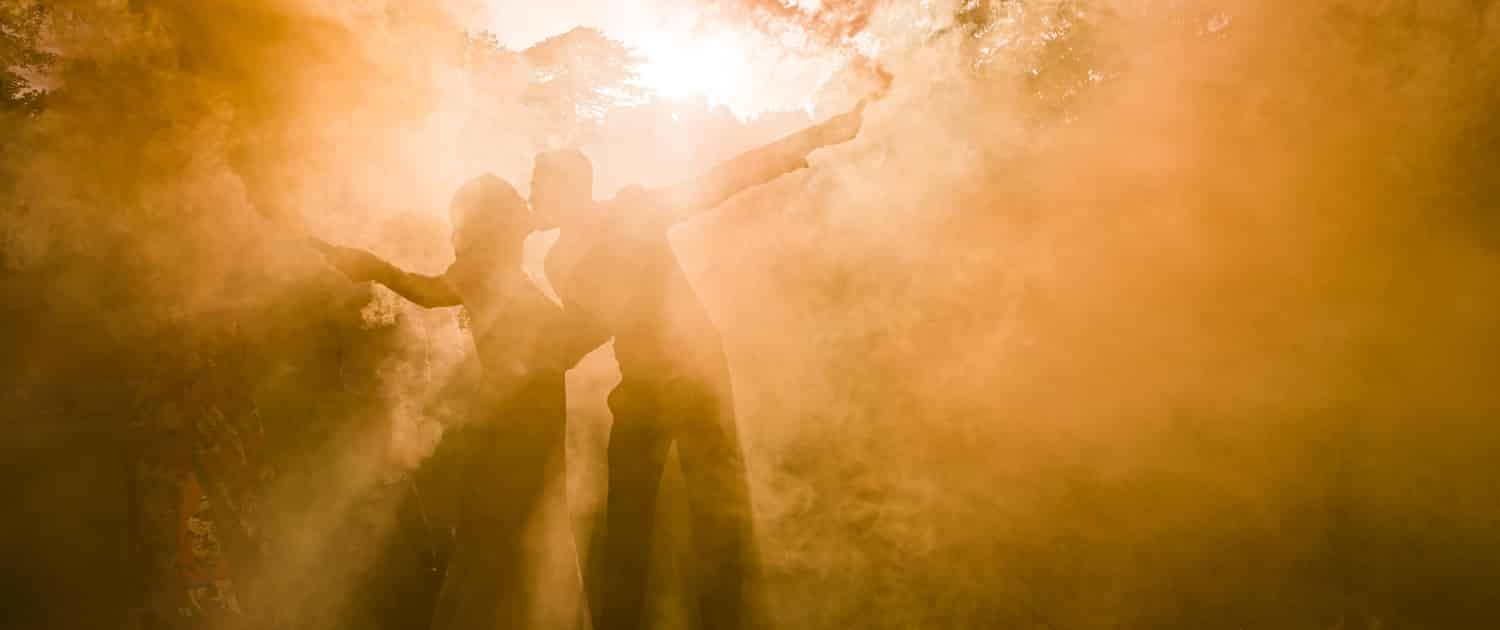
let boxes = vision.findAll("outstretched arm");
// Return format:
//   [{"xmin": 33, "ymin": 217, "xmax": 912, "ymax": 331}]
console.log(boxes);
[
  {"xmin": 638, "ymin": 101, "xmax": 866, "ymax": 224},
  {"xmin": 307, "ymin": 238, "xmax": 463, "ymax": 308}
]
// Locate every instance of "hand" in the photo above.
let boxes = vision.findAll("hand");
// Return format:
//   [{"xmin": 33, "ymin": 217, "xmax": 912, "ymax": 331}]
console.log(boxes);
[
  {"xmin": 306, "ymin": 238, "xmax": 378, "ymax": 282},
  {"xmin": 818, "ymin": 100, "xmax": 865, "ymax": 147}
]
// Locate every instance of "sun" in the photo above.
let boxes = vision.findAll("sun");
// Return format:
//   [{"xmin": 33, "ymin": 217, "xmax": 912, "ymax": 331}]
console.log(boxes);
[
  {"xmin": 631, "ymin": 33, "xmax": 750, "ymax": 106},
  {"xmin": 488, "ymin": 3, "xmax": 836, "ymax": 117}
]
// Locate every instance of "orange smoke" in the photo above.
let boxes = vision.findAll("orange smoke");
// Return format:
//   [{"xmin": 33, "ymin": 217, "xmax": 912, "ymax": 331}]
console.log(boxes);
[{"xmin": 707, "ymin": 0, "xmax": 883, "ymax": 43}]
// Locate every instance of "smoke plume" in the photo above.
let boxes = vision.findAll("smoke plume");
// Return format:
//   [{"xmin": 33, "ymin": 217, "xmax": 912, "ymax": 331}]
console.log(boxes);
[{"xmin": 4, "ymin": 1, "xmax": 1499, "ymax": 629}]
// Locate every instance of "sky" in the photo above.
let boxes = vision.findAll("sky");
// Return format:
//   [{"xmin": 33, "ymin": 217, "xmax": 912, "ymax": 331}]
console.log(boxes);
[{"xmin": 485, "ymin": 0, "xmax": 841, "ymax": 116}]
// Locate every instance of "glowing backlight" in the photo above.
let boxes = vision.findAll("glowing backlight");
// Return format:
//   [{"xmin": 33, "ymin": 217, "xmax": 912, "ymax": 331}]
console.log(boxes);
[{"xmin": 633, "ymin": 34, "xmax": 749, "ymax": 105}]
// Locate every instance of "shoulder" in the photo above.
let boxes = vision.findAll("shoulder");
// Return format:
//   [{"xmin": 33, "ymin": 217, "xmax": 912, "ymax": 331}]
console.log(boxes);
[{"xmin": 606, "ymin": 186, "xmax": 673, "ymax": 233}]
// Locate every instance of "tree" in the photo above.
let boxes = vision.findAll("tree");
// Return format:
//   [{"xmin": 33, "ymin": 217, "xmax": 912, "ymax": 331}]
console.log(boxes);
[
  {"xmin": 520, "ymin": 27, "xmax": 647, "ymax": 146},
  {"xmin": 0, "ymin": 0, "xmax": 52, "ymax": 114},
  {"xmin": 459, "ymin": 26, "xmax": 647, "ymax": 152},
  {"xmin": 0, "ymin": 0, "xmax": 53, "ymax": 268}
]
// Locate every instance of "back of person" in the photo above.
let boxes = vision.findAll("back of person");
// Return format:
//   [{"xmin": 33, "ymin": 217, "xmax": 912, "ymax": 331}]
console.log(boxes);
[
  {"xmin": 545, "ymin": 207, "xmax": 727, "ymax": 387},
  {"xmin": 311, "ymin": 173, "xmax": 603, "ymax": 630},
  {"xmin": 431, "ymin": 245, "xmax": 613, "ymax": 630}
]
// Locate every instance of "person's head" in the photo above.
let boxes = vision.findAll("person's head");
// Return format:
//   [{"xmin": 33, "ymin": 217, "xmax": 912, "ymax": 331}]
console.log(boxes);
[
  {"xmin": 530, "ymin": 149, "xmax": 596, "ymax": 226},
  {"xmin": 449, "ymin": 174, "xmax": 533, "ymax": 263}
]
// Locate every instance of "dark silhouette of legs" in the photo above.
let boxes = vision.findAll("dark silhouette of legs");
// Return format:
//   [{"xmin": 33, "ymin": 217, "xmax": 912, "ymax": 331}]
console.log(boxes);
[
  {"xmin": 430, "ymin": 375, "xmax": 567, "ymax": 630},
  {"xmin": 673, "ymin": 381, "xmax": 759, "ymax": 630},
  {"xmin": 592, "ymin": 381, "xmax": 673, "ymax": 630},
  {"xmin": 591, "ymin": 377, "xmax": 759, "ymax": 630}
]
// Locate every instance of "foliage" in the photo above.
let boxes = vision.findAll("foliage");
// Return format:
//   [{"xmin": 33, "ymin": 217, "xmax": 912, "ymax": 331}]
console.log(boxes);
[
  {"xmin": 463, "ymin": 26, "xmax": 647, "ymax": 149},
  {"xmin": 521, "ymin": 26, "xmax": 648, "ymax": 119},
  {"xmin": 0, "ymin": 0, "xmax": 52, "ymax": 113}
]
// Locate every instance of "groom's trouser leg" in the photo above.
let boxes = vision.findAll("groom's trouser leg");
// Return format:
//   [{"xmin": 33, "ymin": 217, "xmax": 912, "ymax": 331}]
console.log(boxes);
[
  {"xmin": 673, "ymin": 380, "xmax": 759, "ymax": 630},
  {"xmin": 594, "ymin": 382, "xmax": 672, "ymax": 630},
  {"xmin": 593, "ymin": 378, "xmax": 761, "ymax": 630}
]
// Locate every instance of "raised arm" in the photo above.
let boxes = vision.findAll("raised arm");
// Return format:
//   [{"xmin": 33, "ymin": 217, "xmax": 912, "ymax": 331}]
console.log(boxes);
[
  {"xmin": 308, "ymin": 238, "xmax": 463, "ymax": 308},
  {"xmin": 639, "ymin": 101, "xmax": 866, "ymax": 224}
]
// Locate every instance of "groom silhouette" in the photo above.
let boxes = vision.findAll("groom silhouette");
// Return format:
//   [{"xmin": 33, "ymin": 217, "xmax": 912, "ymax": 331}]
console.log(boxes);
[{"xmin": 531, "ymin": 102, "xmax": 866, "ymax": 630}]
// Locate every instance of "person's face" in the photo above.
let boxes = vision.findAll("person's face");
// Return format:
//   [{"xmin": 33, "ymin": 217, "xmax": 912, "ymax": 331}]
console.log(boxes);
[{"xmin": 530, "ymin": 163, "xmax": 594, "ymax": 226}]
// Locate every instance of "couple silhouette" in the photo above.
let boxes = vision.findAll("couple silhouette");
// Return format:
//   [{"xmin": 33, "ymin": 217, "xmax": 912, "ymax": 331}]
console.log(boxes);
[{"xmin": 311, "ymin": 102, "xmax": 864, "ymax": 630}]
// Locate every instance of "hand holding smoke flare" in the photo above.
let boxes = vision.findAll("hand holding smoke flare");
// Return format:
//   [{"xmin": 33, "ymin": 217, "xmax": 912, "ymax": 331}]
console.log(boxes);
[{"xmin": 810, "ymin": 57, "xmax": 888, "ymax": 151}]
